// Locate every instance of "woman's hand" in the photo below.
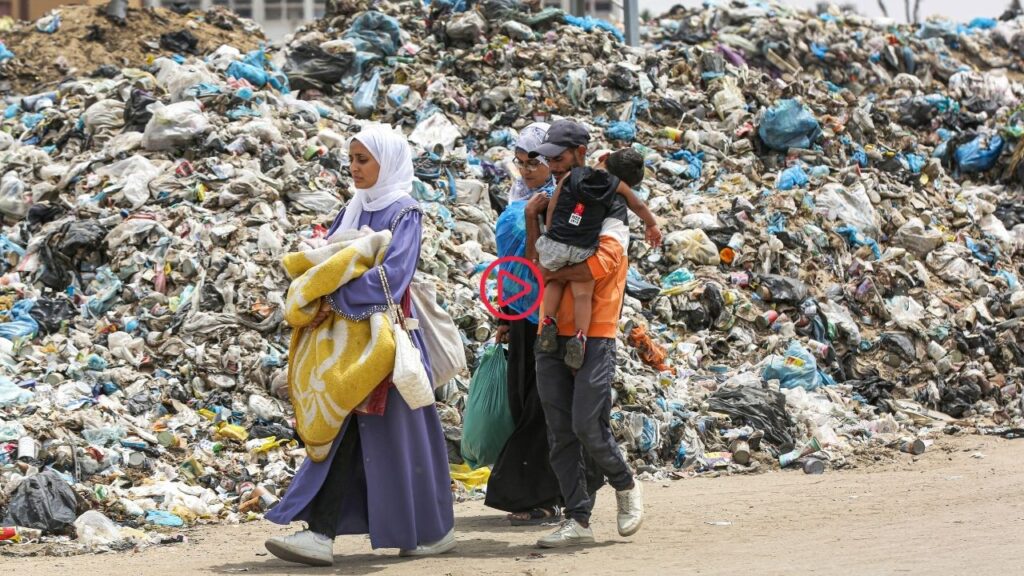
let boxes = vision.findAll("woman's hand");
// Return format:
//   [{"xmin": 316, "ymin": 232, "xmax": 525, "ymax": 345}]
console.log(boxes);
[
  {"xmin": 308, "ymin": 298, "xmax": 333, "ymax": 330},
  {"xmin": 525, "ymin": 193, "xmax": 549, "ymax": 218},
  {"xmin": 495, "ymin": 324, "xmax": 510, "ymax": 344}
]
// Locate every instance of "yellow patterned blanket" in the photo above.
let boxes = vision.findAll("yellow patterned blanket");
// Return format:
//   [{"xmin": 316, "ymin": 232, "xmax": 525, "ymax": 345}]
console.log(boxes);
[{"xmin": 281, "ymin": 230, "xmax": 396, "ymax": 462}]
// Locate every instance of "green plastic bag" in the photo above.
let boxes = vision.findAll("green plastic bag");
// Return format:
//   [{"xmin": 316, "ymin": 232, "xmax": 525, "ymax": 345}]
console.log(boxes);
[{"xmin": 460, "ymin": 345, "xmax": 513, "ymax": 469}]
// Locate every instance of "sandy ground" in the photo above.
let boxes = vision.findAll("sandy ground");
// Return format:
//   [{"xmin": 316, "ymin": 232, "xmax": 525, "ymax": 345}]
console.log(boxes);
[{"xmin": 5, "ymin": 434, "xmax": 1024, "ymax": 576}]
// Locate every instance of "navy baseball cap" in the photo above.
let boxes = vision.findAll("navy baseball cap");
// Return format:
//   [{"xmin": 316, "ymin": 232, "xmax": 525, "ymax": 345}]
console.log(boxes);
[{"xmin": 530, "ymin": 120, "xmax": 590, "ymax": 158}]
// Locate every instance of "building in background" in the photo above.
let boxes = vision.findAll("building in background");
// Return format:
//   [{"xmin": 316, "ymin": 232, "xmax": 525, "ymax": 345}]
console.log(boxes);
[
  {"xmin": 152, "ymin": 0, "xmax": 325, "ymax": 38},
  {"xmin": 0, "ymin": 0, "xmax": 142, "ymax": 20},
  {"xmin": 0, "ymin": 0, "xmax": 324, "ymax": 38},
  {"xmin": 544, "ymin": 0, "xmax": 622, "ymax": 22}
]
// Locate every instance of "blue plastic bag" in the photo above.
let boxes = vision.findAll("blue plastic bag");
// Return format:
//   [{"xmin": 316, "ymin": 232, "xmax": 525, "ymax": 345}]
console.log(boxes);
[
  {"xmin": 461, "ymin": 345, "xmax": 513, "ymax": 469},
  {"xmin": 762, "ymin": 341, "xmax": 825, "ymax": 390},
  {"xmin": 563, "ymin": 14, "xmax": 625, "ymax": 42},
  {"xmin": 668, "ymin": 150, "xmax": 704, "ymax": 180},
  {"xmin": 344, "ymin": 12, "xmax": 402, "ymax": 57},
  {"xmin": 955, "ymin": 134, "xmax": 1004, "ymax": 173},
  {"xmin": 776, "ymin": 165, "xmax": 809, "ymax": 190},
  {"xmin": 662, "ymin": 268, "xmax": 695, "ymax": 288},
  {"xmin": 0, "ymin": 43, "xmax": 13, "ymax": 62},
  {"xmin": 146, "ymin": 510, "xmax": 184, "ymax": 527},
  {"xmin": 758, "ymin": 99, "xmax": 821, "ymax": 151},
  {"xmin": 0, "ymin": 300, "xmax": 38, "ymax": 340},
  {"xmin": 495, "ymin": 201, "xmax": 542, "ymax": 323},
  {"xmin": 836, "ymin": 224, "xmax": 881, "ymax": 259},
  {"xmin": 227, "ymin": 61, "xmax": 269, "ymax": 87},
  {"xmin": 352, "ymin": 69, "xmax": 381, "ymax": 118}
]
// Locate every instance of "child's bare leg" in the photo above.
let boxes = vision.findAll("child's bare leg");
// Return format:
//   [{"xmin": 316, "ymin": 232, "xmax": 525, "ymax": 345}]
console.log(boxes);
[
  {"xmin": 542, "ymin": 279, "xmax": 566, "ymax": 321},
  {"xmin": 570, "ymin": 280, "xmax": 595, "ymax": 337}
]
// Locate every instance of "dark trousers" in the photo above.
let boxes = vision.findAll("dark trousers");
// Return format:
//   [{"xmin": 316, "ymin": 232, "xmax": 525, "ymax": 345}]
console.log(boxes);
[
  {"xmin": 536, "ymin": 336, "xmax": 633, "ymax": 524},
  {"xmin": 308, "ymin": 420, "xmax": 363, "ymax": 537}
]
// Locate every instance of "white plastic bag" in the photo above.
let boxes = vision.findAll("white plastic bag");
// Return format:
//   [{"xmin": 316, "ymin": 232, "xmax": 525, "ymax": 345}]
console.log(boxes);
[
  {"xmin": 0, "ymin": 171, "xmax": 30, "ymax": 220},
  {"xmin": 379, "ymin": 268, "xmax": 433, "ymax": 409},
  {"xmin": 82, "ymin": 99, "xmax": 126, "ymax": 136},
  {"xmin": 142, "ymin": 101, "xmax": 211, "ymax": 151},
  {"xmin": 94, "ymin": 155, "xmax": 165, "ymax": 209},
  {"xmin": 409, "ymin": 112, "xmax": 461, "ymax": 153},
  {"xmin": 665, "ymin": 229, "xmax": 720, "ymax": 265},
  {"xmin": 74, "ymin": 510, "xmax": 123, "ymax": 547}
]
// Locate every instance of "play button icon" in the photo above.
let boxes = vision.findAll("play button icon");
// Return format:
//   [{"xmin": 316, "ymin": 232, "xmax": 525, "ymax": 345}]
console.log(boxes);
[
  {"xmin": 479, "ymin": 256, "xmax": 545, "ymax": 321},
  {"xmin": 497, "ymin": 269, "xmax": 531, "ymax": 307}
]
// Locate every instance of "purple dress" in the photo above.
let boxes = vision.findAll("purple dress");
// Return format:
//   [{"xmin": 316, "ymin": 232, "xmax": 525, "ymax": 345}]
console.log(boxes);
[{"xmin": 266, "ymin": 196, "xmax": 455, "ymax": 550}]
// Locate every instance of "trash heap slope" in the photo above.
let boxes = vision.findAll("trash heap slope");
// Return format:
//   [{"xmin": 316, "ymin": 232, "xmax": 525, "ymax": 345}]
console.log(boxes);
[{"xmin": 0, "ymin": 0, "xmax": 1023, "ymax": 551}]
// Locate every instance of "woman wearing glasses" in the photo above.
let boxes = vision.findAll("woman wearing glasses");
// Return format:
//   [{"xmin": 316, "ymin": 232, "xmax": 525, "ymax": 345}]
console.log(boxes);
[{"xmin": 485, "ymin": 123, "xmax": 574, "ymax": 525}]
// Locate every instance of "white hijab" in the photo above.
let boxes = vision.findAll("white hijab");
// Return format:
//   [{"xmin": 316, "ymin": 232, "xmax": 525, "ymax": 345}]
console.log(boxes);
[{"xmin": 337, "ymin": 126, "xmax": 414, "ymax": 233}]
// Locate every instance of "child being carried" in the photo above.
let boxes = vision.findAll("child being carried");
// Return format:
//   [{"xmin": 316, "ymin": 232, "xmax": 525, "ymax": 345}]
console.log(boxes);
[{"xmin": 536, "ymin": 148, "xmax": 662, "ymax": 369}]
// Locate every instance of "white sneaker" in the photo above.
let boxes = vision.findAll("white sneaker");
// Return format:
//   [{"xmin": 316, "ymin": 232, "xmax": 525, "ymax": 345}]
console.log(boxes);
[
  {"xmin": 399, "ymin": 528, "xmax": 456, "ymax": 557},
  {"xmin": 264, "ymin": 529, "xmax": 333, "ymax": 567},
  {"xmin": 536, "ymin": 519, "xmax": 595, "ymax": 549},
  {"xmin": 616, "ymin": 481, "xmax": 644, "ymax": 537}
]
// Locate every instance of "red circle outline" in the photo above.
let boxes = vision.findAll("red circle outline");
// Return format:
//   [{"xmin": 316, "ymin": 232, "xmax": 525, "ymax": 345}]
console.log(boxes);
[{"xmin": 479, "ymin": 256, "xmax": 545, "ymax": 322}]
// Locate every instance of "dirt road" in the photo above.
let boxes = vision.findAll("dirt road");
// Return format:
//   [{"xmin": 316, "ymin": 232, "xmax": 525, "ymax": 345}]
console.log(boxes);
[{"xmin": 7, "ymin": 435, "xmax": 1024, "ymax": 576}]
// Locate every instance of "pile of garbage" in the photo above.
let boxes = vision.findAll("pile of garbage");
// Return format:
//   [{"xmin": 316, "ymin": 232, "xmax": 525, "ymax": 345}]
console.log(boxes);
[
  {"xmin": 2, "ymin": 0, "xmax": 1024, "ymax": 551},
  {"xmin": 0, "ymin": 4, "xmax": 265, "ymax": 96}
]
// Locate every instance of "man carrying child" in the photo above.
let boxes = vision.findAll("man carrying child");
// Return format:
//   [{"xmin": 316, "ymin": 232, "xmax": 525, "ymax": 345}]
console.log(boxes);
[{"xmin": 522, "ymin": 120, "xmax": 659, "ymax": 549}]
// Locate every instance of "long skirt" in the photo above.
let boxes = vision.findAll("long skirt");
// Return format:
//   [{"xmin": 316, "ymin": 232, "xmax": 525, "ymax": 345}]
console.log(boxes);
[{"xmin": 266, "ymin": 387, "xmax": 455, "ymax": 550}]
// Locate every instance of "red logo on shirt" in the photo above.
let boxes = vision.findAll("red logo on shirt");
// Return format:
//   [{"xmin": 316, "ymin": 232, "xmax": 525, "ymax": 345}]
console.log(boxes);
[{"xmin": 569, "ymin": 202, "xmax": 584, "ymax": 226}]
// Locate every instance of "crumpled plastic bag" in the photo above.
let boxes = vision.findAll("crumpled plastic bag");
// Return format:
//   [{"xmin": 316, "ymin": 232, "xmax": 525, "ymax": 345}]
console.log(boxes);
[
  {"xmin": 352, "ymin": 69, "xmax": 382, "ymax": 118},
  {"xmin": 142, "ymin": 101, "xmax": 211, "ymax": 152},
  {"xmin": 665, "ymin": 229, "xmax": 720, "ymax": 265},
  {"xmin": 1, "ymin": 470, "xmax": 79, "ymax": 533},
  {"xmin": 758, "ymin": 99, "xmax": 821, "ymax": 151},
  {"xmin": 409, "ymin": 112, "xmax": 462, "ymax": 153},
  {"xmin": 813, "ymin": 183, "xmax": 879, "ymax": 235},
  {"xmin": 94, "ymin": 155, "xmax": 165, "ymax": 209},
  {"xmin": 0, "ymin": 299, "xmax": 39, "ymax": 340},
  {"xmin": 495, "ymin": 200, "xmax": 542, "ymax": 323},
  {"xmin": 954, "ymin": 134, "xmax": 1005, "ymax": 173},
  {"xmin": 0, "ymin": 170, "xmax": 29, "ymax": 220},
  {"xmin": 762, "ymin": 340, "xmax": 829, "ymax": 391},
  {"xmin": 152, "ymin": 58, "xmax": 218, "ymax": 103},
  {"xmin": 461, "ymin": 345, "xmax": 513, "ymax": 469},
  {"xmin": 82, "ymin": 99, "xmax": 126, "ymax": 137},
  {"xmin": 926, "ymin": 244, "xmax": 979, "ymax": 283},
  {"xmin": 284, "ymin": 43, "xmax": 354, "ymax": 93},
  {"xmin": 707, "ymin": 385, "xmax": 795, "ymax": 449},
  {"xmin": 887, "ymin": 295, "xmax": 926, "ymax": 333},
  {"xmin": 0, "ymin": 376, "xmax": 33, "ymax": 406},
  {"xmin": 776, "ymin": 165, "xmax": 809, "ymax": 190},
  {"xmin": 74, "ymin": 510, "xmax": 123, "ymax": 547},
  {"xmin": 447, "ymin": 11, "xmax": 487, "ymax": 42}
]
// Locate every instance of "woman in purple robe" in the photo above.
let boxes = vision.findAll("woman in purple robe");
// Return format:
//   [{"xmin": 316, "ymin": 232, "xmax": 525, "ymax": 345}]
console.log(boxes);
[{"xmin": 264, "ymin": 127, "xmax": 455, "ymax": 567}]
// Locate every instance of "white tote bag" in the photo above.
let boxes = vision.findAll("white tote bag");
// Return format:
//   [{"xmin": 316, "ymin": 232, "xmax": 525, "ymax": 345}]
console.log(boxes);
[
  {"xmin": 379, "ymin": 267, "xmax": 434, "ymax": 410},
  {"xmin": 409, "ymin": 275, "xmax": 468, "ymax": 388}
]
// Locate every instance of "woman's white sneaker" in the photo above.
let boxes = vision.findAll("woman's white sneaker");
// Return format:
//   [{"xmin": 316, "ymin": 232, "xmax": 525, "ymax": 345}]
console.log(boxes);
[
  {"xmin": 399, "ymin": 528, "xmax": 456, "ymax": 557},
  {"xmin": 265, "ymin": 529, "xmax": 334, "ymax": 566}
]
